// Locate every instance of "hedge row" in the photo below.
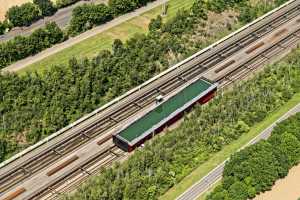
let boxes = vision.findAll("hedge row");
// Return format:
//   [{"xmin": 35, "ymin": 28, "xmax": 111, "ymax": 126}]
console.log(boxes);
[
  {"xmin": 0, "ymin": 22, "xmax": 65, "ymax": 68},
  {"xmin": 207, "ymin": 112, "xmax": 300, "ymax": 200},
  {"xmin": 0, "ymin": 0, "xmax": 81, "ymax": 35}
]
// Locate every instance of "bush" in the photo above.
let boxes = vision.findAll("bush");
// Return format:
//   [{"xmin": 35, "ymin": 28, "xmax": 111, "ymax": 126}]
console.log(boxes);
[
  {"xmin": 149, "ymin": 15, "xmax": 163, "ymax": 32},
  {"xmin": 68, "ymin": 3, "xmax": 113, "ymax": 35},
  {"xmin": 108, "ymin": 0, "xmax": 154, "ymax": 16},
  {"xmin": 33, "ymin": 0, "xmax": 57, "ymax": 16},
  {"xmin": 0, "ymin": 22, "xmax": 64, "ymax": 68},
  {"xmin": 6, "ymin": 3, "xmax": 42, "ymax": 27},
  {"xmin": 55, "ymin": 0, "xmax": 80, "ymax": 8}
]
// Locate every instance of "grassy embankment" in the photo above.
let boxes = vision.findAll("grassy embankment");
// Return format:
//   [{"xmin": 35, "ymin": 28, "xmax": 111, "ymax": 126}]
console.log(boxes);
[
  {"xmin": 161, "ymin": 92, "xmax": 300, "ymax": 200},
  {"xmin": 18, "ymin": 0, "xmax": 196, "ymax": 74}
]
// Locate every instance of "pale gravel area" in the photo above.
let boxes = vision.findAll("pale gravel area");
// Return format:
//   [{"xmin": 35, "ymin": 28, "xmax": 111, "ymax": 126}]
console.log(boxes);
[{"xmin": 254, "ymin": 164, "xmax": 300, "ymax": 200}]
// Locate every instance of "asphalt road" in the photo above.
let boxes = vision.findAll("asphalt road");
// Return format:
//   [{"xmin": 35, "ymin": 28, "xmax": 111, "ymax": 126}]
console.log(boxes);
[
  {"xmin": 0, "ymin": 0, "xmax": 107, "ymax": 42},
  {"xmin": 176, "ymin": 103, "xmax": 300, "ymax": 200},
  {"xmin": 1, "ymin": 0, "xmax": 168, "ymax": 73}
]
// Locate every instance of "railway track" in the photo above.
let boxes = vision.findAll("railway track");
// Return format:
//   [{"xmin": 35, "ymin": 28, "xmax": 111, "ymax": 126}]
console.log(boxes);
[
  {"xmin": 27, "ymin": 145, "xmax": 123, "ymax": 200},
  {"xmin": 34, "ymin": 13, "xmax": 300, "ymax": 200},
  {"xmin": 34, "ymin": 31, "xmax": 300, "ymax": 200},
  {"xmin": 1, "ymin": 0, "xmax": 300, "ymax": 199},
  {"xmin": 220, "ymin": 28, "xmax": 300, "ymax": 88}
]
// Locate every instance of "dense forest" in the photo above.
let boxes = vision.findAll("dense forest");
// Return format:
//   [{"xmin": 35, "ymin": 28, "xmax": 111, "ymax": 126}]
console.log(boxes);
[
  {"xmin": 0, "ymin": 0, "xmax": 287, "ymax": 162},
  {"xmin": 206, "ymin": 112, "xmax": 300, "ymax": 200}
]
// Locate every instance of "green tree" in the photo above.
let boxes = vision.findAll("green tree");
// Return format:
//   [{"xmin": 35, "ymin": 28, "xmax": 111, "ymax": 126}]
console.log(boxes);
[
  {"xmin": 33, "ymin": 0, "xmax": 57, "ymax": 16},
  {"xmin": 108, "ymin": 0, "xmax": 138, "ymax": 15},
  {"xmin": 68, "ymin": 4, "xmax": 113, "ymax": 35},
  {"xmin": 149, "ymin": 15, "xmax": 162, "ymax": 32},
  {"xmin": 6, "ymin": 3, "xmax": 42, "ymax": 27}
]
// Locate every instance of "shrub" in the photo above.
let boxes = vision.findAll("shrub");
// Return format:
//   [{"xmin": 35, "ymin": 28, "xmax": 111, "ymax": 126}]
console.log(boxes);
[
  {"xmin": 55, "ymin": 0, "xmax": 80, "ymax": 8},
  {"xmin": 149, "ymin": 15, "xmax": 163, "ymax": 32},
  {"xmin": 33, "ymin": 0, "xmax": 57, "ymax": 16},
  {"xmin": 108, "ymin": 0, "xmax": 154, "ymax": 16},
  {"xmin": 6, "ymin": 3, "xmax": 42, "ymax": 27},
  {"xmin": 68, "ymin": 3, "xmax": 113, "ymax": 35},
  {"xmin": 0, "ymin": 22, "xmax": 64, "ymax": 68}
]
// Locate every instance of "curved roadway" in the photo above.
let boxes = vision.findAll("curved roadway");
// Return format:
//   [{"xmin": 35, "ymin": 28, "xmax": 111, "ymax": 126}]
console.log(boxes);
[{"xmin": 176, "ymin": 103, "xmax": 300, "ymax": 200}]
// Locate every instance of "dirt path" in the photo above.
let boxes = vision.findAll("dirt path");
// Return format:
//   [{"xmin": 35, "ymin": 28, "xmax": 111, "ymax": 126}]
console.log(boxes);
[
  {"xmin": 254, "ymin": 163, "xmax": 300, "ymax": 200},
  {"xmin": 1, "ymin": 0, "xmax": 168, "ymax": 74}
]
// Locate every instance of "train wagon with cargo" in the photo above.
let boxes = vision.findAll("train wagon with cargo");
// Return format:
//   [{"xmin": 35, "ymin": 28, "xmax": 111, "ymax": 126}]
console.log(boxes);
[{"xmin": 113, "ymin": 77, "xmax": 218, "ymax": 152}]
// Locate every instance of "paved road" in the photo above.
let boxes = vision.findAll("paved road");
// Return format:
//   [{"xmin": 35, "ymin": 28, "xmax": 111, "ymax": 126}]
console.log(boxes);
[
  {"xmin": 176, "ymin": 103, "xmax": 300, "ymax": 200},
  {"xmin": 1, "ymin": 0, "xmax": 168, "ymax": 73},
  {"xmin": 0, "ymin": 0, "xmax": 106, "ymax": 42}
]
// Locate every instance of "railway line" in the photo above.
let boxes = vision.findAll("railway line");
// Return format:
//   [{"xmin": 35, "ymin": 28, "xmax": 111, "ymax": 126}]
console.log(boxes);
[{"xmin": 1, "ymin": 0, "xmax": 300, "ymax": 199}]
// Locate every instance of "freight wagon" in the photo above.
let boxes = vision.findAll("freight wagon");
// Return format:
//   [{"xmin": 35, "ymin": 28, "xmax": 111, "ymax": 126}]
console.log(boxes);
[{"xmin": 113, "ymin": 77, "xmax": 218, "ymax": 152}]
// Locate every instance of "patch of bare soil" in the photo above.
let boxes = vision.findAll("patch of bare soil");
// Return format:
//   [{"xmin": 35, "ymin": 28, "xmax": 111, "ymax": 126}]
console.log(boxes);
[
  {"xmin": 0, "ymin": 0, "xmax": 32, "ymax": 21},
  {"xmin": 253, "ymin": 163, "xmax": 300, "ymax": 200}
]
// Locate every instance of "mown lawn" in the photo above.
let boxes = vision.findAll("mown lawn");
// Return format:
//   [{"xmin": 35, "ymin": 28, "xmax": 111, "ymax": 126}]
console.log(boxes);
[
  {"xmin": 19, "ymin": 0, "xmax": 196, "ymax": 74},
  {"xmin": 160, "ymin": 92, "xmax": 300, "ymax": 200}
]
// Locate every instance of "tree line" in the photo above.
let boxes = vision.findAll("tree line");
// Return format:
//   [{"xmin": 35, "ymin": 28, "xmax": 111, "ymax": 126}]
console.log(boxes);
[
  {"xmin": 206, "ymin": 111, "xmax": 300, "ymax": 200},
  {"xmin": 0, "ymin": 22, "xmax": 65, "ymax": 68}
]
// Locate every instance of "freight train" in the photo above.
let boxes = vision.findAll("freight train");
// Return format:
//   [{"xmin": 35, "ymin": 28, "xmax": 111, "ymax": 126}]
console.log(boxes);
[{"xmin": 113, "ymin": 77, "xmax": 218, "ymax": 152}]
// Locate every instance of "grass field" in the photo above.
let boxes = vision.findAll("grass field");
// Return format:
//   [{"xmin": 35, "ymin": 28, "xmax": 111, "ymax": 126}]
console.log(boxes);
[
  {"xmin": 19, "ymin": 0, "xmax": 196, "ymax": 74},
  {"xmin": 160, "ymin": 92, "xmax": 300, "ymax": 200}
]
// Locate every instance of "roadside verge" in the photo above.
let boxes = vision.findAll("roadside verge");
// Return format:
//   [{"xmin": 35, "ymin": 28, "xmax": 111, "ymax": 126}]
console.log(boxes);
[{"xmin": 160, "ymin": 92, "xmax": 300, "ymax": 200}]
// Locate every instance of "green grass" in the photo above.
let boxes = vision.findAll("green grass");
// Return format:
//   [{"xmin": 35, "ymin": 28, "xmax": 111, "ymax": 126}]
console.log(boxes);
[
  {"xmin": 159, "ymin": 92, "xmax": 300, "ymax": 200},
  {"xmin": 18, "ymin": 0, "xmax": 196, "ymax": 74}
]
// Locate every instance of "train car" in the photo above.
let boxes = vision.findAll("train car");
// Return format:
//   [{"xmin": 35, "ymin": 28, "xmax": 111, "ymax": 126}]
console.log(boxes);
[{"xmin": 113, "ymin": 77, "xmax": 218, "ymax": 152}]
